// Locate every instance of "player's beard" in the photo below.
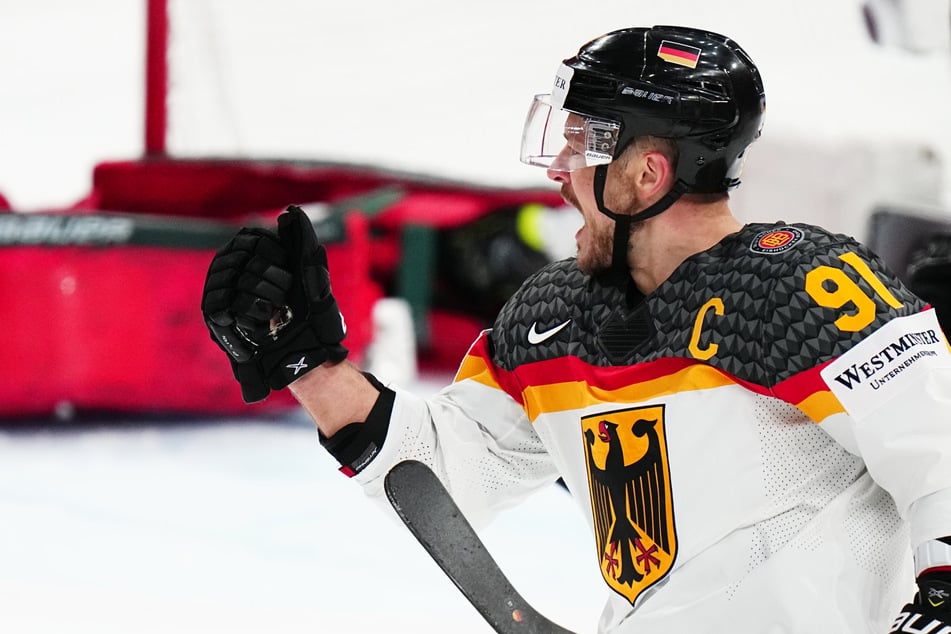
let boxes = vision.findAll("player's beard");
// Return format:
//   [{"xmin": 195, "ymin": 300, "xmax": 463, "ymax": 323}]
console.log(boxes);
[
  {"xmin": 568, "ymin": 186, "xmax": 641, "ymax": 276},
  {"xmin": 576, "ymin": 221, "xmax": 614, "ymax": 274}
]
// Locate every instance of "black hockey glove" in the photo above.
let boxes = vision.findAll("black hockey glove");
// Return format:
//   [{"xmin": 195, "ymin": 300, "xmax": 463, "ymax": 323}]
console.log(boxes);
[
  {"xmin": 201, "ymin": 205, "xmax": 348, "ymax": 403},
  {"xmin": 891, "ymin": 572, "xmax": 951, "ymax": 633}
]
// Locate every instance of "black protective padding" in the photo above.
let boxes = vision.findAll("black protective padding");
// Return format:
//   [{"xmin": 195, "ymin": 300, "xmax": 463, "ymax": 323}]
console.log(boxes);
[{"xmin": 318, "ymin": 373, "xmax": 394, "ymax": 475}]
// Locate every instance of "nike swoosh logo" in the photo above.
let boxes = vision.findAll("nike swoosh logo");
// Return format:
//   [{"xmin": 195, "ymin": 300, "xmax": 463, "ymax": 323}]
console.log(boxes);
[{"xmin": 527, "ymin": 319, "xmax": 571, "ymax": 345}]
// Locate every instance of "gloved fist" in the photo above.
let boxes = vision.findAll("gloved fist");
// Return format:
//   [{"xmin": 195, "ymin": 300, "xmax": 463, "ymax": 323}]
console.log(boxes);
[
  {"xmin": 201, "ymin": 205, "xmax": 348, "ymax": 403},
  {"xmin": 891, "ymin": 573, "xmax": 951, "ymax": 633}
]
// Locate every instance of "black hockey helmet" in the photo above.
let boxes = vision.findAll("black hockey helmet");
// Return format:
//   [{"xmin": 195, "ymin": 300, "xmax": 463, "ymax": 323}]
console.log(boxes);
[
  {"xmin": 520, "ymin": 26, "xmax": 766, "ymax": 270},
  {"xmin": 522, "ymin": 25, "xmax": 766, "ymax": 193}
]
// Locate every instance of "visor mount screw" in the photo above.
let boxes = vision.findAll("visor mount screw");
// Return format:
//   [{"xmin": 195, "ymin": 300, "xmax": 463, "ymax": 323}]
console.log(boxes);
[{"xmin": 696, "ymin": 156, "xmax": 705, "ymax": 166}]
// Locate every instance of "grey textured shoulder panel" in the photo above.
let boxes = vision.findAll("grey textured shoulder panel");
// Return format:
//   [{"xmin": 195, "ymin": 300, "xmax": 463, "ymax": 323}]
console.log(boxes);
[
  {"xmin": 490, "ymin": 258, "xmax": 628, "ymax": 370},
  {"xmin": 489, "ymin": 223, "xmax": 926, "ymax": 388}
]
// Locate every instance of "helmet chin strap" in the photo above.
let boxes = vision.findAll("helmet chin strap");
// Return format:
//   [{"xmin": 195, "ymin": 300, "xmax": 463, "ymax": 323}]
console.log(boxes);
[{"xmin": 593, "ymin": 164, "xmax": 689, "ymax": 272}]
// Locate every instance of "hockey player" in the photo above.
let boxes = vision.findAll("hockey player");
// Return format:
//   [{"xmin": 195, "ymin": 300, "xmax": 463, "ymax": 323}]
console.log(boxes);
[{"xmin": 201, "ymin": 26, "xmax": 951, "ymax": 633}]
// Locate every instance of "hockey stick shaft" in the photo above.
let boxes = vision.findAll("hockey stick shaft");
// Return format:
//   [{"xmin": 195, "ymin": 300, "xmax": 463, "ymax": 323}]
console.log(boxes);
[{"xmin": 384, "ymin": 459, "xmax": 577, "ymax": 634}]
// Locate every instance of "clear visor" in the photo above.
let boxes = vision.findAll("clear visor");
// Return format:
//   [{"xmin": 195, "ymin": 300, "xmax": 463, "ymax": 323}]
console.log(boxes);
[{"xmin": 519, "ymin": 94, "xmax": 621, "ymax": 172}]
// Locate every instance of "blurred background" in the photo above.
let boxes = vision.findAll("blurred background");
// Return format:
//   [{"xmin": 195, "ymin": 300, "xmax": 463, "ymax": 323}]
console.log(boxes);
[{"xmin": 1, "ymin": 0, "xmax": 950, "ymax": 632}]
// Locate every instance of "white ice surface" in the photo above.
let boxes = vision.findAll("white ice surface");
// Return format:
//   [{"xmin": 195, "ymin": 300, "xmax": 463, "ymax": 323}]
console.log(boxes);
[{"xmin": 0, "ymin": 377, "xmax": 605, "ymax": 634}]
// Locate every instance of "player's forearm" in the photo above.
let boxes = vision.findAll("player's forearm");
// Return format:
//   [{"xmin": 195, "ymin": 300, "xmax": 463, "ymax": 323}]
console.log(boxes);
[{"xmin": 289, "ymin": 360, "xmax": 379, "ymax": 437}]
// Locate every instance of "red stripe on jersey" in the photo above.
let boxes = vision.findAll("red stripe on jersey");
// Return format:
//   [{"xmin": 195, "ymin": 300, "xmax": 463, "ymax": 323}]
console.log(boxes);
[
  {"xmin": 771, "ymin": 360, "xmax": 836, "ymax": 404},
  {"xmin": 460, "ymin": 339, "xmax": 775, "ymax": 407},
  {"xmin": 458, "ymin": 336, "xmax": 847, "ymax": 422},
  {"xmin": 457, "ymin": 334, "xmax": 526, "ymax": 405},
  {"xmin": 513, "ymin": 354, "xmax": 701, "ymax": 390}
]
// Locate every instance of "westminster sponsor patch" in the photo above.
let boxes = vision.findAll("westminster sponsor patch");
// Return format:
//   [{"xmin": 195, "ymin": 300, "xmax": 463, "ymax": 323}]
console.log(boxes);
[
  {"xmin": 582, "ymin": 404, "xmax": 677, "ymax": 606},
  {"xmin": 820, "ymin": 309, "xmax": 951, "ymax": 420},
  {"xmin": 749, "ymin": 226, "xmax": 804, "ymax": 254}
]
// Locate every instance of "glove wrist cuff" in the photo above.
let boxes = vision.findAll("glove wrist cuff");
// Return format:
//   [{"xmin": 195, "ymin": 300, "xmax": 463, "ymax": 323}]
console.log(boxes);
[
  {"xmin": 916, "ymin": 538, "xmax": 951, "ymax": 577},
  {"xmin": 319, "ymin": 373, "xmax": 394, "ymax": 477}
]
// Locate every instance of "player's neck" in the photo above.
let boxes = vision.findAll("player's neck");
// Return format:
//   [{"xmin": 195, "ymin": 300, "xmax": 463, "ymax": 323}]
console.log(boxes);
[{"xmin": 629, "ymin": 199, "xmax": 742, "ymax": 294}]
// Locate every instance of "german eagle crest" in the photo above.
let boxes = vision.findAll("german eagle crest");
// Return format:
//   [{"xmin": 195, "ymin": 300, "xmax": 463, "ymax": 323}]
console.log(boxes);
[{"xmin": 582, "ymin": 404, "xmax": 677, "ymax": 605}]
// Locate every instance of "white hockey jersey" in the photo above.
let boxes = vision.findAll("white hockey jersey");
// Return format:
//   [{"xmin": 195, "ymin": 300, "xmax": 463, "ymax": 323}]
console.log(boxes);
[{"xmin": 354, "ymin": 222, "xmax": 951, "ymax": 633}]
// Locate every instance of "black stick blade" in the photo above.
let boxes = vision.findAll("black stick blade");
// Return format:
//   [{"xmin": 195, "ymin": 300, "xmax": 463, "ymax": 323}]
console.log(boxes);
[{"xmin": 384, "ymin": 460, "xmax": 576, "ymax": 634}]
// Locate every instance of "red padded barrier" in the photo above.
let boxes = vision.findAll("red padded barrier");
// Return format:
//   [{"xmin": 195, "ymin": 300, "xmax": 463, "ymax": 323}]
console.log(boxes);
[
  {"xmin": 1, "ymin": 158, "xmax": 562, "ymax": 418},
  {"xmin": 0, "ymin": 213, "xmax": 378, "ymax": 418}
]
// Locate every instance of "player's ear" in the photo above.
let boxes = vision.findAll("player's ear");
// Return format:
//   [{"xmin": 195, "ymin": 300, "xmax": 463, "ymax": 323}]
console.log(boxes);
[{"xmin": 635, "ymin": 150, "xmax": 674, "ymax": 199}]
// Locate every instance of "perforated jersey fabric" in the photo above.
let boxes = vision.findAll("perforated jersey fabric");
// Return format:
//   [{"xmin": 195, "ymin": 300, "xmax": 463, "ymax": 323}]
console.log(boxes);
[{"xmin": 354, "ymin": 222, "xmax": 951, "ymax": 633}]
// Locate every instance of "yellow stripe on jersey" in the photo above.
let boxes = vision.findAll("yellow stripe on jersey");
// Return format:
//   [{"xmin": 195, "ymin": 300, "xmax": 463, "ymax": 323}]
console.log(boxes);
[
  {"xmin": 456, "ymin": 336, "xmax": 855, "ymax": 424},
  {"xmin": 521, "ymin": 364, "xmax": 737, "ymax": 422},
  {"xmin": 454, "ymin": 352, "xmax": 501, "ymax": 390},
  {"xmin": 794, "ymin": 389, "xmax": 846, "ymax": 422}
]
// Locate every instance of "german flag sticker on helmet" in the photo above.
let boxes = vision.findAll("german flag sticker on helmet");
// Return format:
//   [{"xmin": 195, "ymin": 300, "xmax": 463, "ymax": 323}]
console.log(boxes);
[{"xmin": 657, "ymin": 40, "xmax": 701, "ymax": 68}]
